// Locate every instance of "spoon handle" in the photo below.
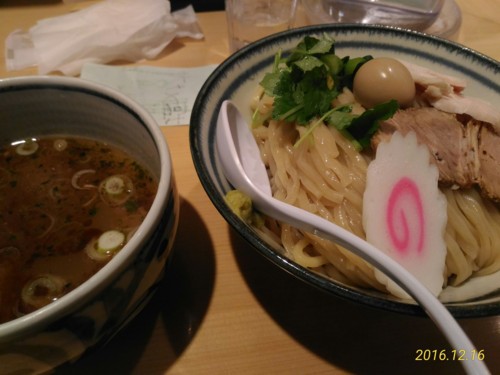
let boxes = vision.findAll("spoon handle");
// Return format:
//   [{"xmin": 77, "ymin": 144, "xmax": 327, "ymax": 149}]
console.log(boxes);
[{"xmin": 252, "ymin": 190, "xmax": 490, "ymax": 375}]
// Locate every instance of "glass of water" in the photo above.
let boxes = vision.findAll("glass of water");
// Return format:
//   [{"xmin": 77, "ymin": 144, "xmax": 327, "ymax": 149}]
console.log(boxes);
[{"xmin": 225, "ymin": 0, "xmax": 299, "ymax": 53}]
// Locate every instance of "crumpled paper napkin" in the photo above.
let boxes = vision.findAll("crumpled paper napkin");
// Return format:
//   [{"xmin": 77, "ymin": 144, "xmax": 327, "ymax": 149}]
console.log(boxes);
[{"xmin": 5, "ymin": 0, "xmax": 203, "ymax": 76}]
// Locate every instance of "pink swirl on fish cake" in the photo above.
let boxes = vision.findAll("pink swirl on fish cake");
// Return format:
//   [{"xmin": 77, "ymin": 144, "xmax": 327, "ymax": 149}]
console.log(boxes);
[{"xmin": 386, "ymin": 177, "xmax": 425, "ymax": 255}]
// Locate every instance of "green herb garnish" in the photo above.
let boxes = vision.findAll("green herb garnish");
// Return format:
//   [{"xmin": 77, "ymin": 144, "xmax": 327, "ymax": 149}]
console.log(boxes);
[
  {"xmin": 335, "ymin": 99, "xmax": 399, "ymax": 150},
  {"xmin": 257, "ymin": 34, "xmax": 398, "ymax": 150}
]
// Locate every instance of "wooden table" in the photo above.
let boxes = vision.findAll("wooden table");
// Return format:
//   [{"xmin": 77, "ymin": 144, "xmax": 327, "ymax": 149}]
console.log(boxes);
[{"xmin": 1, "ymin": 1, "xmax": 499, "ymax": 374}]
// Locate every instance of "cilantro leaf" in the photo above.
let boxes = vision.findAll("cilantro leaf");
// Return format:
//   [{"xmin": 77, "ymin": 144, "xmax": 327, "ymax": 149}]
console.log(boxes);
[
  {"xmin": 326, "ymin": 100, "xmax": 399, "ymax": 150},
  {"xmin": 260, "ymin": 71, "xmax": 281, "ymax": 97},
  {"xmin": 295, "ymin": 67, "xmax": 338, "ymax": 122},
  {"xmin": 326, "ymin": 106, "xmax": 356, "ymax": 130},
  {"xmin": 271, "ymin": 70, "xmax": 299, "ymax": 120},
  {"xmin": 286, "ymin": 35, "xmax": 335, "ymax": 64},
  {"xmin": 293, "ymin": 55, "xmax": 325, "ymax": 73}
]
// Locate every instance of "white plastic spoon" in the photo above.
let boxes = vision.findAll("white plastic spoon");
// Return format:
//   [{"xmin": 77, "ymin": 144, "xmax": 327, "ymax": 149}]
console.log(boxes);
[{"xmin": 216, "ymin": 100, "xmax": 489, "ymax": 375}]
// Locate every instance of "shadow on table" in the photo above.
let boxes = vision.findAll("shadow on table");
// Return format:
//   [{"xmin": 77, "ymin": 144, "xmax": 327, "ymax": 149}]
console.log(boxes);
[
  {"xmin": 230, "ymin": 229, "xmax": 499, "ymax": 375},
  {"xmin": 56, "ymin": 198, "xmax": 216, "ymax": 374}
]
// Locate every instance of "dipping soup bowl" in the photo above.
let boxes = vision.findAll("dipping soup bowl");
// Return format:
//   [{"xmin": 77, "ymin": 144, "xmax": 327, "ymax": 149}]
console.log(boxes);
[{"xmin": 0, "ymin": 76, "xmax": 179, "ymax": 374}]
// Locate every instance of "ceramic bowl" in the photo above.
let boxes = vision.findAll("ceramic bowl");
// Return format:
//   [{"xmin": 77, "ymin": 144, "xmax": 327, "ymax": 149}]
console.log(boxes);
[
  {"xmin": 190, "ymin": 24, "xmax": 500, "ymax": 317},
  {"xmin": 0, "ymin": 76, "xmax": 179, "ymax": 373}
]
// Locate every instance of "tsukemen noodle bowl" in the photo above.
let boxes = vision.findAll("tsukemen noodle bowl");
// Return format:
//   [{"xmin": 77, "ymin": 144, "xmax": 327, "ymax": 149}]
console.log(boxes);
[
  {"xmin": 0, "ymin": 76, "xmax": 179, "ymax": 373},
  {"xmin": 190, "ymin": 24, "xmax": 500, "ymax": 317}
]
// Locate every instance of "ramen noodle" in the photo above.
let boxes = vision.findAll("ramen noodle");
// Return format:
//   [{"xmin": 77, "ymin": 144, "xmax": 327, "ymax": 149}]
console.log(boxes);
[{"xmin": 249, "ymin": 93, "xmax": 500, "ymax": 299}]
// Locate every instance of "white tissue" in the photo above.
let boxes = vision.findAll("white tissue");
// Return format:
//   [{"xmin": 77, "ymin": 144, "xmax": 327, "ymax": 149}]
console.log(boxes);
[{"xmin": 5, "ymin": 0, "xmax": 203, "ymax": 76}]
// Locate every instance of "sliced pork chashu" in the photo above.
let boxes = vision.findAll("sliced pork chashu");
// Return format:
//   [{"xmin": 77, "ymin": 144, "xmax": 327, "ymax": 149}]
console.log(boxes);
[
  {"xmin": 477, "ymin": 123, "xmax": 500, "ymax": 200},
  {"xmin": 372, "ymin": 107, "xmax": 500, "ymax": 201}
]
